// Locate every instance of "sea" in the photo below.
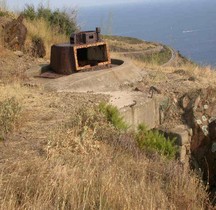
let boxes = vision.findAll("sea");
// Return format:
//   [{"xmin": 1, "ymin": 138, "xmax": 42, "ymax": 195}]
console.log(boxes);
[{"xmin": 78, "ymin": 0, "xmax": 216, "ymax": 67}]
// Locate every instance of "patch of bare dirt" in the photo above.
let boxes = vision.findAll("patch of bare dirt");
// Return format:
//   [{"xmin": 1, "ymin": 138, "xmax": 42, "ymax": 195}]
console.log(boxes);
[{"xmin": 0, "ymin": 44, "xmax": 38, "ymax": 83}]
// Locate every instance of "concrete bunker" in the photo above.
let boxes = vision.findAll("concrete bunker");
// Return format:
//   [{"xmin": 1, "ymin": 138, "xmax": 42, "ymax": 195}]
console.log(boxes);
[{"xmin": 50, "ymin": 27, "xmax": 111, "ymax": 75}]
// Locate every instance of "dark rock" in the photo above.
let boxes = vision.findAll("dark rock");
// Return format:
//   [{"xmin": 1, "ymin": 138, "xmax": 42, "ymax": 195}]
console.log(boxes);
[
  {"xmin": 209, "ymin": 120, "xmax": 216, "ymax": 140},
  {"xmin": 32, "ymin": 37, "xmax": 46, "ymax": 58},
  {"xmin": 188, "ymin": 76, "xmax": 196, "ymax": 81},
  {"xmin": 3, "ymin": 15, "xmax": 27, "ymax": 51},
  {"xmin": 182, "ymin": 87, "xmax": 216, "ymax": 187},
  {"xmin": 31, "ymin": 36, "xmax": 46, "ymax": 58}
]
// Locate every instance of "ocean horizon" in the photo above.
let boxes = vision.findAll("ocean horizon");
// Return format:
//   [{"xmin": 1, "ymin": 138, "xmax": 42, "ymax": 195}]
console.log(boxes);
[{"xmin": 78, "ymin": 0, "xmax": 216, "ymax": 67}]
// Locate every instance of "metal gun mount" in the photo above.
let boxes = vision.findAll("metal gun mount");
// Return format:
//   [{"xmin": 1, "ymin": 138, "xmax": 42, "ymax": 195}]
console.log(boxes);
[
  {"xmin": 70, "ymin": 27, "xmax": 101, "ymax": 44},
  {"xmin": 50, "ymin": 27, "xmax": 111, "ymax": 75}
]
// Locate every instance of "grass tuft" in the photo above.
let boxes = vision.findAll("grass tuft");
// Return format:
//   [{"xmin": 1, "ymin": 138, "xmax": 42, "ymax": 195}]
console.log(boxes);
[
  {"xmin": 99, "ymin": 102, "xmax": 128, "ymax": 131},
  {"xmin": 0, "ymin": 97, "xmax": 21, "ymax": 137},
  {"xmin": 136, "ymin": 124, "xmax": 178, "ymax": 159}
]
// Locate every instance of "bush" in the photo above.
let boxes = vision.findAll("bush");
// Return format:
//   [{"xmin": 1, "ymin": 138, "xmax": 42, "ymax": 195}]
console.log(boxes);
[
  {"xmin": 0, "ymin": 10, "xmax": 7, "ymax": 17},
  {"xmin": 31, "ymin": 35, "xmax": 46, "ymax": 58},
  {"xmin": 0, "ymin": 97, "xmax": 21, "ymax": 137},
  {"xmin": 99, "ymin": 102, "xmax": 128, "ymax": 131},
  {"xmin": 22, "ymin": 5, "xmax": 77, "ymax": 36},
  {"xmin": 136, "ymin": 124, "xmax": 178, "ymax": 159},
  {"xmin": 22, "ymin": 5, "xmax": 36, "ymax": 21}
]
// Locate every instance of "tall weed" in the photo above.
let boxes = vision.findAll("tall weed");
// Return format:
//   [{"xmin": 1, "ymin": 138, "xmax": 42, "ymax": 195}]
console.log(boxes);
[{"xmin": 99, "ymin": 102, "xmax": 128, "ymax": 131}]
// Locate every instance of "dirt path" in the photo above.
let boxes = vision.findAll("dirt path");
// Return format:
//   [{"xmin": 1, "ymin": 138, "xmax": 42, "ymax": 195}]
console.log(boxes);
[
  {"xmin": 116, "ymin": 45, "xmax": 164, "ymax": 55},
  {"xmin": 162, "ymin": 46, "xmax": 177, "ymax": 66}
]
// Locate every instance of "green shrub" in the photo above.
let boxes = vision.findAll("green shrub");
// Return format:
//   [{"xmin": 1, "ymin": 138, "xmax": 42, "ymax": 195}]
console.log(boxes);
[
  {"xmin": 0, "ymin": 11, "xmax": 4, "ymax": 16},
  {"xmin": 0, "ymin": 10, "xmax": 6, "ymax": 17},
  {"xmin": 37, "ymin": 6, "xmax": 52, "ymax": 20},
  {"xmin": 0, "ymin": 97, "xmax": 21, "ymax": 137},
  {"xmin": 22, "ymin": 5, "xmax": 36, "ymax": 21},
  {"xmin": 136, "ymin": 124, "xmax": 178, "ymax": 159},
  {"xmin": 49, "ymin": 9, "xmax": 77, "ymax": 35},
  {"xmin": 99, "ymin": 102, "xmax": 128, "ymax": 131},
  {"xmin": 22, "ymin": 5, "xmax": 77, "ymax": 35}
]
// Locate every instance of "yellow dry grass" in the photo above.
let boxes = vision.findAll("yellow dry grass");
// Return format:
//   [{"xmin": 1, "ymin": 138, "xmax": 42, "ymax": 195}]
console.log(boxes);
[
  {"xmin": 0, "ymin": 148, "xmax": 209, "ymax": 210},
  {"xmin": 0, "ymin": 84, "xmax": 212, "ymax": 210},
  {"xmin": 107, "ymin": 39, "xmax": 157, "ymax": 52},
  {"xmin": 132, "ymin": 55, "xmax": 216, "ymax": 85},
  {"xmin": 24, "ymin": 18, "xmax": 68, "ymax": 59}
]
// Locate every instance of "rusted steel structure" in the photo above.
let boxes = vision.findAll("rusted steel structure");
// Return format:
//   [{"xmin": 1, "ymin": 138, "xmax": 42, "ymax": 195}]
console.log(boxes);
[
  {"xmin": 70, "ymin": 27, "xmax": 101, "ymax": 44},
  {"xmin": 50, "ymin": 27, "xmax": 111, "ymax": 75}
]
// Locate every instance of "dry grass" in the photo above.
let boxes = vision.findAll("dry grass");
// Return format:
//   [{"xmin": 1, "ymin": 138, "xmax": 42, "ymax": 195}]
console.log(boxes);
[
  {"xmin": 132, "ymin": 55, "xmax": 216, "ymax": 85},
  {"xmin": 0, "ymin": 138, "xmax": 210, "ymax": 210},
  {"xmin": 185, "ymin": 65, "xmax": 216, "ymax": 84},
  {"xmin": 0, "ymin": 10, "xmax": 68, "ymax": 59},
  {"xmin": 0, "ymin": 84, "xmax": 212, "ymax": 209},
  {"xmin": 24, "ymin": 18, "xmax": 68, "ymax": 59}
]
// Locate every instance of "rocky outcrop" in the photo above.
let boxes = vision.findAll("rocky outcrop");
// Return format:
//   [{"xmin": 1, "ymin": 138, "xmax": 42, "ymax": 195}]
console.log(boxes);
[
  {"xmin": 31, "ymin": 36, "xmax": 46, "ymax": 58},
  {"xmin": 3, "ymin": 15, "xmax": 27, "ymax": 51},
  {"xmin": 180, "ymin": 87, "xmax": 216, "ymax": 187}
]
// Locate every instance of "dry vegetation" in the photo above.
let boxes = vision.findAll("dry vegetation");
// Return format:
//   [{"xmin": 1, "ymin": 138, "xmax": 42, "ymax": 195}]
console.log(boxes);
[
  {"xmin": 24, "ymin": 18, "xmax": 68, "ymax": 58},
  {"xmin": 0, "ymin": 6, "xmax": 216, "ymax": 210},
  {"xmin": 0, "ymin": 85, "xmax": 211, "ymax": 210}
]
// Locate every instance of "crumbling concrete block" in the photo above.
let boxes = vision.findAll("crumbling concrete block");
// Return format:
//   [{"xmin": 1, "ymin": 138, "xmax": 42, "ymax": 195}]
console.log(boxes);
[
  {"xmin": 178, "ymin": 144, "xmax": 190, "ymax": 163},
  {"xmin": 119, "ymin": 96, "xmax": 161, "ymax": 130},
  {"xmin": 168, "ymin": 125, "xmax": 191, "ymax": 146}
]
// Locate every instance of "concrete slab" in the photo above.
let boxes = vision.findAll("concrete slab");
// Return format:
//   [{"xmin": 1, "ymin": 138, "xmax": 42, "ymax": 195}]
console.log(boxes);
[
  {"xmin": 26, "ymin": 58, "xmax": 160, "ymax": 130},
  {"xmin": 26, "ymin": 59, "xmax": 146, "ymax": 93}
]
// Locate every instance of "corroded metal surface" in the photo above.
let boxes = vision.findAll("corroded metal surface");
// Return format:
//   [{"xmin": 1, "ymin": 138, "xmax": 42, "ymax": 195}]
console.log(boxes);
[
  {"xmin": 50, "ymin": 43, "xmax": 75, "ymax": 75},
  {"xmin": 50, "ymin": 28, "xmax": 111, "ymax": 75},
  {"xmin": 73, "ymin": 41, "xmax": 111, "ymax": 71},
  {"xmin": 70, "ymin": 27, "xmax": 101, "ymax": 45}
]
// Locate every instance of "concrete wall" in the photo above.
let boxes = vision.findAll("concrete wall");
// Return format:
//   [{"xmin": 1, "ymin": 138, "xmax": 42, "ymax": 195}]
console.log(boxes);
[{"xmin": 119, "ymin": 97, "xmax": 160, "ymax": 130}]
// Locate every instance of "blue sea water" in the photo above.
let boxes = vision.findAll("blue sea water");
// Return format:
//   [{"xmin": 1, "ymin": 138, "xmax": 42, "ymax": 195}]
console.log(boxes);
[{"xmin": 78, "ymin": 0, "xmax": 216, "ymax": 66}]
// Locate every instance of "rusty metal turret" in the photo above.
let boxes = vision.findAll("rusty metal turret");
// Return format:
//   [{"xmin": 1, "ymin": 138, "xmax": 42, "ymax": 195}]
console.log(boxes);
[{"xmin": 50, "ymin": 27, "xmax": 111, "ymax": 75}]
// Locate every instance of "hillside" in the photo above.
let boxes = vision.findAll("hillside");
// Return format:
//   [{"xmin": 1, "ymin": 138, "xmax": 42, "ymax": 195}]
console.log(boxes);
[{"xmin": 0, "ymin": 11, "xmax": 216, "ymax": 210}]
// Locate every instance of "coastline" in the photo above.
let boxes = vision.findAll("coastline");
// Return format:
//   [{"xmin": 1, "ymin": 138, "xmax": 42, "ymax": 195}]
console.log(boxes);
[{"xmin": 78, "ymin": 1, "xmax": 216, "ymax": 67}]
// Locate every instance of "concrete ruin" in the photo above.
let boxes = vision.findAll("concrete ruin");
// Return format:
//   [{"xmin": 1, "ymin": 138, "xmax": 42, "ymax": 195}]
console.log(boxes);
[{"xmin": 50, "ymin": 27, "xmax": 111, "ymax": 74}]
